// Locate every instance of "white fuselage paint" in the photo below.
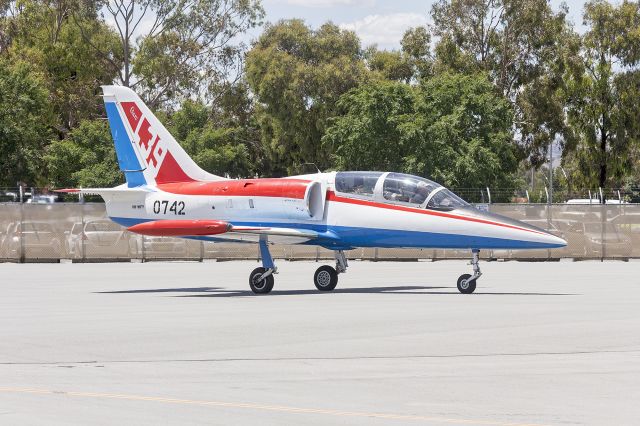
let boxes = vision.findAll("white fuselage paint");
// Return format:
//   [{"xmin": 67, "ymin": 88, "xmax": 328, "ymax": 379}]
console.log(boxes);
[{"xmin": 101, "ymin": 172, "xmax": 564, "ymax": 249}]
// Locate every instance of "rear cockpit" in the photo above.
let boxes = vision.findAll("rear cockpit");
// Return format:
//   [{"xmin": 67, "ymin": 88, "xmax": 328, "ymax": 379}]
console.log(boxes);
[{"xmin": 334, "ymin": 171, "xmax": 469, "ymax": 210}]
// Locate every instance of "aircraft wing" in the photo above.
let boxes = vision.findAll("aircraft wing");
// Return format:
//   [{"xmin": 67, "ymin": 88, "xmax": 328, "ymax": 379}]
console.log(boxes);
[
  {"xmin": 229, "ymin": 226, "xmax": 319, "ymax": 239},
  {"xmin": 126, "ymin": 220, "xmax": 319, "ymax": 244}
]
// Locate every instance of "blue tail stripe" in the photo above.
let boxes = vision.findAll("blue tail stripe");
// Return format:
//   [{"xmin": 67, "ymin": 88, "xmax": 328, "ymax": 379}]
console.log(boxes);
[{"xmin": 104, "ymin": 102, "xmax": 146, "ymax": 187}]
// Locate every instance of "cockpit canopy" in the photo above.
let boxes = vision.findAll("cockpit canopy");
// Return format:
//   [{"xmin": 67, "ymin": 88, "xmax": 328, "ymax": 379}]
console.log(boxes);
[{"xmin": 334, "ymin": 171, "xmax": 469, "ymax": 210}]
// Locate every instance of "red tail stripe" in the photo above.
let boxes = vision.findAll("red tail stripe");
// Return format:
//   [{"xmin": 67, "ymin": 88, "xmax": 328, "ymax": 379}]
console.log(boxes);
[{"xmin": 121, "ymin": 102, "xmax": 142, "ymax": 130}]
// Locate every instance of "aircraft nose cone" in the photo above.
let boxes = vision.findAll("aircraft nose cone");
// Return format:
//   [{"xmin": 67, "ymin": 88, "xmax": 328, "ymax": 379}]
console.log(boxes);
[
  {"xmin": 541, "ymin": 232, "xmax": 567, "ymax": 248},
  {"xmin": 456, "ymin": 207, "xmax": 567, "ymax": 249}
]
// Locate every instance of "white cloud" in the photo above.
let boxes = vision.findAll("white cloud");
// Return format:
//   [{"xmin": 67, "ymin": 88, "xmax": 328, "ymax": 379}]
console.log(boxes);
[
  {"xmin": 277, "ymin": 0, "xmax": 375, "ymax": 7},
  {"xmin": 340, "ymin": 13, "xmax": 429, "ymax": 49}
]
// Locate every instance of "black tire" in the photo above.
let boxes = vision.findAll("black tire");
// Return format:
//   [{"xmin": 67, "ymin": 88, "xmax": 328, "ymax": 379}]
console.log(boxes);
[
  {"xmin": 314, "ymin": 265, "xmax": 338, "ymax": 291},
  {"xmin": 249, "ymin": 267, "xmax": 274, "ymax": 294},
  {"xmin": 457, "ymin": 273, "xmax": 476, "ymax": 294}
]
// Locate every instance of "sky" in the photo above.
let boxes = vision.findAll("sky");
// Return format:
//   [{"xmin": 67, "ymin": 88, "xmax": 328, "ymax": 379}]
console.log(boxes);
[{"xmin": 256, "ymin": 0, "xmax": 590, "ymax": 50}]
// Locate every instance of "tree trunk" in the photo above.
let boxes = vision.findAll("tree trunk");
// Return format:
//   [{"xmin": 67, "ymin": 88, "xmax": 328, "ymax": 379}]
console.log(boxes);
[{"xmin": 599, "ymin": 122, "xmax": 607, "ymax": 194}]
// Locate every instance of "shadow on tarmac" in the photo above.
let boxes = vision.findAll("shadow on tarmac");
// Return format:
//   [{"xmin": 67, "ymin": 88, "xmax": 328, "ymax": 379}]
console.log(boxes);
[{"xmin": 97, "ymin": 286, "xmax": 576, "ymax": 298}]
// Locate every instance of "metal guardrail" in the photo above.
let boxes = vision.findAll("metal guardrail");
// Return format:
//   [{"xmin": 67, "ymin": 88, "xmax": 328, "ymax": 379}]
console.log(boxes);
[{"xmin": 1, "ymin": 203, "xmax": 639, "ymax": 262}]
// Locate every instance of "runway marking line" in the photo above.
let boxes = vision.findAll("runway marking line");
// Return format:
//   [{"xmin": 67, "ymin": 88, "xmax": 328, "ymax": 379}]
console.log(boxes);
[{"xmin": 0, "ymin": 386, "xmax": 548, "ymax": 426}]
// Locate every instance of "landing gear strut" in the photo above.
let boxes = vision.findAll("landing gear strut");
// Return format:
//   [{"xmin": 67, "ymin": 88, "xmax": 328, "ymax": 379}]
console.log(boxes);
[
  {"xmin": 249, "ymin": 237, "xmax": 276, "ymax": 294},
  {"xmin": 313, "ymin": 250, "xmax": 348, "ymax": 291},
  {"xmin": 457, "ymin": 249, "xmax": 481, "ymax": 294}
]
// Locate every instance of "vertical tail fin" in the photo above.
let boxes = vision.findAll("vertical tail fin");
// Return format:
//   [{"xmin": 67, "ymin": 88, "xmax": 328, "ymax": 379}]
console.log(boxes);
[{"xmin": 102, "ymin": 85, "xmax": 225, "ymax": 187}]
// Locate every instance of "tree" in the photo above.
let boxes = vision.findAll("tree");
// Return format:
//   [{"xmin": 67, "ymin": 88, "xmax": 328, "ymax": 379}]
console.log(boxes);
[
  {"xmin": 431, "ymin": 0, "xmax": 573, "ymax": 165},
  {"xmin": 324, "ymin": 73, "xmax": 519, "ymax": 189},
  {"xmin": 364, "ymin": 27, "xmax": 433, "ymax": 83},
  {"xmin": 77, "ymin": 0, "xmax": 264, "ymax": 108},
  {"xmin": 166, "ymin": 98, "xmax": 254, "ymax": 178},
  {"xmin": 323, "ymin": 81, "xmax": 416, "ymax": 171},
  {"xmin": 400, "ymin": 26, "xmax": 433, "ymax": 79},
  {"xmin": 365, "ymin": 48, "xmax": 414, "ymax": 83},
  {"xmin": 246, "ymin": 20, "xmax": 369, "ymax": 175},
  {"xmin": 7, "ymin": 1, "xmax": 121, "ymax": 136},
  {"xmin": 44, "ymin": 120, "xmax": 123, "ymax": 188},
  {"xmin": 0, "ymin": 58, "xmax": 53, "ymax": 187},
  {"xmin": 563, "ymin": 0, "xmax": 640, "ymax": 189}
]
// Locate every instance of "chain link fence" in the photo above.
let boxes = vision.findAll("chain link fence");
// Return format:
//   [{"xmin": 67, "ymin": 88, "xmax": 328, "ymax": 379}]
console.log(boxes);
[{"xmin": 1, "ymin": 202, "xmax": 639, "ymax": 262}]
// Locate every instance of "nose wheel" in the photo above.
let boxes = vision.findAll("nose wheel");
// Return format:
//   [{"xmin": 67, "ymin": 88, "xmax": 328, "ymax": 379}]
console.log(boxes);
[
  {"xmin": 457, "ymin": 249, "xmax": 481, "ymax": 294},
  {"xmin": 457, "ymin": 273, "xmax": 476, "ymax": 294},
  {"xmin": 314, "ymin": 265, "xmax": 338, "ymax": 291},
  {"xmin": 313, "ymin": 250, "xmax": 348, "ymax": 291}
]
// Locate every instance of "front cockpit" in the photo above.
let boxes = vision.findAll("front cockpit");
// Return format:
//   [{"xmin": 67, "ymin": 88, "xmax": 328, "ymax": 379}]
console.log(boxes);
[{"xmin": 334, "ymin": 171, "xmax": 469, "ymax": 211}]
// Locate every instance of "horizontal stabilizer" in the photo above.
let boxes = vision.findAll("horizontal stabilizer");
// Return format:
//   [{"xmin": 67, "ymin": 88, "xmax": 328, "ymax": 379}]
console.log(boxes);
[
  {"xmin": 54, "ymin": 185, "xmax": 152, "ymax": 197},
  {"xmin": 128, "ymin": 220, "xmax": 231, "ymax": 237}
]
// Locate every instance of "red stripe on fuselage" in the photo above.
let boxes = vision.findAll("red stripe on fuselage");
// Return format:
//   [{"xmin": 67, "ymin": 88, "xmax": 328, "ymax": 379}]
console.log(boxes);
[
  {"xmin": 326, "ymin": 191, "xmax": 545, "ymax": 235},
  {"xmin": 158, "ymin": 179, "xmax": 310, "ymax": 199}
]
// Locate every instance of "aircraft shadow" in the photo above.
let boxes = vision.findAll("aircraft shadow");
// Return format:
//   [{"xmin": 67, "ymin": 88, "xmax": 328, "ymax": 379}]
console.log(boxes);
[
  {"xmin": 97, "ymin": 286, "xmax": 576, "ymax": 298},
  {"xmin": 97, "ymin": 287, "xmax": 226, "ymax": 294}
]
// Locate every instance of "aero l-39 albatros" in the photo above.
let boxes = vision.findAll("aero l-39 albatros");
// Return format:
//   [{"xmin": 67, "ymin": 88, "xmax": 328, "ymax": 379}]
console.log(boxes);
[{"xmin": 61, "ymin": 86, "xmax": 566, "ymax": 294}]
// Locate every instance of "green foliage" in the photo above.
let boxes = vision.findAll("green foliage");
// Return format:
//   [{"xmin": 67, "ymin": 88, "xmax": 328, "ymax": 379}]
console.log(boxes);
[
  {"xmin": 365, "ymin": 49, "xmax": 413, "ymax": 83},
  {"xmin": 323, "ymin": 81, "xmax": 416, "ymax": 171},
  {"xmin": 44, "ymin": 120, "xmax": 123, "ymax": 188},
  {"xmin": 246, "ymin": 20, "xmax": 369, "ymax": 174},
  {"xmin": 109, "ymin": 0, "xmax": 264, "ymax": 108},
  {"xmin": 325, "ymin": 73, "xmax": 519, "ymax": 188},
  {"xmin": 562, "ymin": 0, "xmax": 640, "ymax": 189},
  {"xmin": 2, "ymin": 1, "xmax": 640, "ymax": 192},
  {"xmin": 431, "ymin": 0, "xmax": 572, "ymax": 163},
  {"xmin": 7, "ymin": 0, "xmax": 121, "ymax": 134},
  {"xmin": 0, "ymin": 58, "xmax": 52, "ymax": 186},
  {"xmin": 412, "ymin": 73, "xmax": 519, "ymax": 188},
  {"xmin": 400, "ymin": 26, "xmax": 433, "ymax": 79},
  {"xmin": 166, "ymin": 100, "xmax": 254, "ymax": 178}
]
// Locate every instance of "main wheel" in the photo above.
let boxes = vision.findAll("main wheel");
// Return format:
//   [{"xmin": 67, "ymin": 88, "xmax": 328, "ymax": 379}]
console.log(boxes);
[
  {"xmin": 314, "ymin": 265, "xmax": 338, "ymax": 291},
  {"xmin": 249, "ymin": 267, "xmax": 274, "ymax": 294},
  {"xmin": 457, "ymin": 273, "xmax": 476, "ymax": 294}
]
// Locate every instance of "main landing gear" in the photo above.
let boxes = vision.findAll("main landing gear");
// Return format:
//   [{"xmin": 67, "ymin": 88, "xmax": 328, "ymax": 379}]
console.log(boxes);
[
  {"xmin": 457, "ymin": 249, "xmax": 482, "ymax": 294},
  {"xmin": 313, "ymin": 250, "xmax": 348, "ymax": 291},
  {"xmin": 248, "ymin": 240, "xmax": 349, "ymax": 294},
  {"xmin": 249, "ymin": 237, "xmax": 276, "ymax": 294}
]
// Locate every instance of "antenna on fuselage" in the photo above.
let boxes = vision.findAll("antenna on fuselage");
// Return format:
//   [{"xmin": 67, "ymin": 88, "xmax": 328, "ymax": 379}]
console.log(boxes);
[{"xmin": 300, "ymin": 163, "xmax": 321, "ymax": 174}]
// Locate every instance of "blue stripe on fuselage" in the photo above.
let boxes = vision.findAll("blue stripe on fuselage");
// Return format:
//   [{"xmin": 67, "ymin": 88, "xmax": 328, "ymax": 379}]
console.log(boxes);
[
  {"xmin": 108, "ymin": 216, "xmax": 564, "ymax": 250},
  {"xmin": 104, "ymin": 102, "xmax": 146, "ymax": 187}
]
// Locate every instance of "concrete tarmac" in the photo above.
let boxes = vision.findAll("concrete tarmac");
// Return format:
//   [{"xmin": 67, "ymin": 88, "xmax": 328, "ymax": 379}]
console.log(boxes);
[{"xmin": 0, "ymin": 260, "xmax": 639, "ymax": 425}]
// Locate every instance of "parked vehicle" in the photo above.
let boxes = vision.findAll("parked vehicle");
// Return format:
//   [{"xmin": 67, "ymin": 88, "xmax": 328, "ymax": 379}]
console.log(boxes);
[
  {"xmin": 610, "ymin": 213, "xmax": 640, "ymax": 251},
  {"xmin": 4, "ymin": 221, "xmax": 63, "ymax": 258},
  {"xmin": 68, "ymin": 220, "xmax": 133, "ymax": 259},
  {"xmin": 26, "ymin": 195, "xmax": 58, "ymax": 204},
  {"xmin": 580, "ymin": 222, "xmax": 632, "ymax": 257},
  {"xmin": 0, "ymin": 222, "xmax": 13, "ymax": 257}
]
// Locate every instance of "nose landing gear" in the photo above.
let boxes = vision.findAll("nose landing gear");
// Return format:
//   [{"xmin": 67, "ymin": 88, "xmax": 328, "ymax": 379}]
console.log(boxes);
[
  {"xmin": 457, "ymin": 249, "xmax": 482, "ymax": 294},
  {"xmin": 313, "ymin": 250, "xmax": 348, "ymax": 291}
]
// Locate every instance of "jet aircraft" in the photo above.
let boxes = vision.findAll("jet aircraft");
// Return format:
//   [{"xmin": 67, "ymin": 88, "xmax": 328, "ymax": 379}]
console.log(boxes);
[{"xmin": 61, "ymin": 86, "xmax": 566, "ymax": 294}]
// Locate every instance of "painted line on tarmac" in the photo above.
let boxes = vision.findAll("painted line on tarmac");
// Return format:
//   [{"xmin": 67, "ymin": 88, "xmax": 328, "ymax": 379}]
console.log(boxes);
[
  {"xmin": 0, "ymin": 387, "xmax": 548, "ymax": 426},
  {"xmin": 0, "ymin": 348, "xmax": 637, "ymax": 365}
]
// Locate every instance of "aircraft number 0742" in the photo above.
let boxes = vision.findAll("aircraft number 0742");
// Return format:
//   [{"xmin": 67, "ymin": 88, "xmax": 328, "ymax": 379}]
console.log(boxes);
[{"xmin": 153, "ymin": 200, "xmax": 186, "ymax": 215}]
